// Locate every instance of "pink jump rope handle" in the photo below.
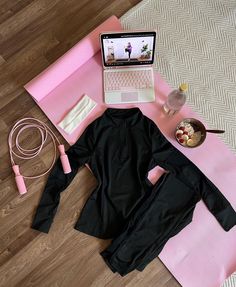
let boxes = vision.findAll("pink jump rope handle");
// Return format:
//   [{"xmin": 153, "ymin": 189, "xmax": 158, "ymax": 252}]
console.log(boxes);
[
  {"xmin": 12, "ymin": 165, "xmax": 27, "ymax": 195},
  {"xmin": 58, "ymin": 145, "xmax": 72, "ymax": 174}
]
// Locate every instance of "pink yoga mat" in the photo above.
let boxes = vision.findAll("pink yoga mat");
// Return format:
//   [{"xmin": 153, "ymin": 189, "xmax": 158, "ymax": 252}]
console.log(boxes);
[
  {"xmin": 24, "ymin": 16, "xmax": 236, "ymax": 287},
  {"xmin": 24, "ymin": 15, "xmax": 121, "ymax": 145}
]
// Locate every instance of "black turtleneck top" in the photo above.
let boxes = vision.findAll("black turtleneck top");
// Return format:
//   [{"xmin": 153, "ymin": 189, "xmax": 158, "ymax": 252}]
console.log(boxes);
[{"xmin": 31, "ymin": 108, "xmax": 236, "ymax": 238}]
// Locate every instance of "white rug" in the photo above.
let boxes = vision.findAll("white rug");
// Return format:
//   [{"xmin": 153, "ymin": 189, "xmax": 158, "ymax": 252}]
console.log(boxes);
[
  {"xmin": 223, "ymin": 273, "xmax": 236, "ymax": 287},
  {"xmin": 120, "ymin": 0, "xmax": 236, "ymax": 286},
  {"xmin": 121, "ymin": 0, "xmax": 236, "ymax": 156}
]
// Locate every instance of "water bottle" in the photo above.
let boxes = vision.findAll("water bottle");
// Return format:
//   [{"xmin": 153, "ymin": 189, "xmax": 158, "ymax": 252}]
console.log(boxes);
[{"xmin": 163, "ymin": 83, "xmax": 188, "ymax": 116}]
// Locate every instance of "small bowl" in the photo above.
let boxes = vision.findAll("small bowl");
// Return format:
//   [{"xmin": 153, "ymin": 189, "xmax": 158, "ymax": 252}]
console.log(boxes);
[{"xmin": 175, "ymin": 118, "xmax": 206, "ymax": 148}]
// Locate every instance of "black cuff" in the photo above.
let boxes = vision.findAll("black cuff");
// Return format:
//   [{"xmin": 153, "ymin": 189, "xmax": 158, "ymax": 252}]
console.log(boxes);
[
  {"xmin": 215, "ymin": 206, "xmax": 236, "ymax": 232},
  {"xmin": 31, "ymin": 219, "xmax": 51, "ymax": 233}
]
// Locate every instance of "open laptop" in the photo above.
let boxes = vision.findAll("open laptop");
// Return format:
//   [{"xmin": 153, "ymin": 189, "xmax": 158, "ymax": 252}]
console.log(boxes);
[{"xmin": 100, "ymin": 31, "xmax": 156, "ymax": 104}]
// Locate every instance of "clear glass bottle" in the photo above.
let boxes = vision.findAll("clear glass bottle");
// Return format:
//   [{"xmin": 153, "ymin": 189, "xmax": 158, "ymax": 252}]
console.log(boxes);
[{"xmin": 163, "ymin": 83, "xmax": 188, "ymax": 116}]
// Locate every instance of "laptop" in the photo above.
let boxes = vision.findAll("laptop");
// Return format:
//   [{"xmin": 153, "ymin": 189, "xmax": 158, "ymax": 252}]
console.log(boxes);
[{"xmin": 100, "ymin": 31, "xmax": 156, "ymax": 104}]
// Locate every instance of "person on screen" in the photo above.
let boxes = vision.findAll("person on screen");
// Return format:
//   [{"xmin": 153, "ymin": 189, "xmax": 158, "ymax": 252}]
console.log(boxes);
[{"xmin": 125, "ymin": 42, "xmax": 132, "ymax": 61}]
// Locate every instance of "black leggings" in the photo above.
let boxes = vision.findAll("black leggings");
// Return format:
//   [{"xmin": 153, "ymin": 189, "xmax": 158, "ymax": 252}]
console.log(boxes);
[{"xmin": 100, "ymin": 172, "xmax": 197, "ymax": 276}]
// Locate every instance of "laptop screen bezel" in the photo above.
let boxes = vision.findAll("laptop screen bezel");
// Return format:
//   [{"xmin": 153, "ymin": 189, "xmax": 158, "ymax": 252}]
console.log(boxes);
[{"xmin": 100, "ymin": 31, "xmax": 156, "ymax": 68}]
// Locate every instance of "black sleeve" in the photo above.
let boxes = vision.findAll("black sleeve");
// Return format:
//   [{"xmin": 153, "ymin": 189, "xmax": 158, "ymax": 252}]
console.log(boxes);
[
  {"xmin": 149, "ymin": 119, "xmax": 236, "ymax": 232},
  {"xmin": 31, "ymin": 123, "xmax": 95, "ymax": 233}
]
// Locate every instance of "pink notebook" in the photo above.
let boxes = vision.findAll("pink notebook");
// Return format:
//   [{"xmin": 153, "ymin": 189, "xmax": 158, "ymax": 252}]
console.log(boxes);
[{"xmin": 24, "ymin": 16, "xmax": 236, "ymax": 287}]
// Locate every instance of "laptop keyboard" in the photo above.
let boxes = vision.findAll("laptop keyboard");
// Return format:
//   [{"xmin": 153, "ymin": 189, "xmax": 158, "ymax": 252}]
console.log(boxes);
[{"xmin": 104, "ymin": 68, "xmax": 154, "ymax": 91}]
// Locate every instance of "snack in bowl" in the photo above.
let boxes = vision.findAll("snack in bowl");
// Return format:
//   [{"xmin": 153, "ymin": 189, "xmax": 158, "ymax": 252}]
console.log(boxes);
[{"xmin": 175, "ymin": 119, "xmax": 204, "ymax": 148}]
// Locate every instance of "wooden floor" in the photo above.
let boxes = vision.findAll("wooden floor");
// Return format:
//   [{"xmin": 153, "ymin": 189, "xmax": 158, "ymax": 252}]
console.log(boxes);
[{"xmin": 0, "ymin": 1, "xmax": 181, "ymax": 286}]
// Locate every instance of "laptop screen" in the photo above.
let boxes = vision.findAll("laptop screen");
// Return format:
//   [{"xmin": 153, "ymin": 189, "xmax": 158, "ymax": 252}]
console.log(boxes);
[{"xmin": 100, "ymin": 31, "xmax": 156, "ymax": 67}]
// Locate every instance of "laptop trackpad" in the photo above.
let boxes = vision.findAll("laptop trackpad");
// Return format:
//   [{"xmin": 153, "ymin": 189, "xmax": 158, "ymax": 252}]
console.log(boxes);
[{"xmin": 121, "ymin": 92, "xmax": 139, "ymax": 102}]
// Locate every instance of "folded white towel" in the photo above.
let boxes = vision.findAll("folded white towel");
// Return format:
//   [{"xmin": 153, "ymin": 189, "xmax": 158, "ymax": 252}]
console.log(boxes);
[{"xmin": 58, "ymin": 94, "xmax": 97, "ymax": 134}]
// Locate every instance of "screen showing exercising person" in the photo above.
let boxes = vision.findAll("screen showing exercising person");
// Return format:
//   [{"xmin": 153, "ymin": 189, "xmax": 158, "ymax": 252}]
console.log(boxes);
[{"xmin": 101, "ymin": 31, "xmax": 156, "ymax": 67}]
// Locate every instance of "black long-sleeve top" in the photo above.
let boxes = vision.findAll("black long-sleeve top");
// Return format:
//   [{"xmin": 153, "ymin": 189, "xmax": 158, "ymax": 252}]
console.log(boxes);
[{"xmin": 31, "ymin": 108, "xmax": 236, "ymax": 238}]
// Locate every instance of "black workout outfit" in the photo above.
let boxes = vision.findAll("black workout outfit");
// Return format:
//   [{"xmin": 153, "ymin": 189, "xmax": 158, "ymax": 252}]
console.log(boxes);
[{"xmin": 31, "ymin": 108, "xmax": 236, "ymax": 276}]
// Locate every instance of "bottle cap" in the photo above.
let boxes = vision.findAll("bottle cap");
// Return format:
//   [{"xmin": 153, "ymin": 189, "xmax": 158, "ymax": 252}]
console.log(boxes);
[{"xmin": 179, "ymin": 83, "xmax": 188, "ymax": 92}]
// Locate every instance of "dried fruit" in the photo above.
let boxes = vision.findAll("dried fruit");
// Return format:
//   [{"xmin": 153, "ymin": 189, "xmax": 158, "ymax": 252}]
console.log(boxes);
[
  {"xmin": 176, "ymin": 129, "xmax": 184, "ymax": 134},
  {"xmin": 187, "ymin": 139, "xmax": 195, "ymax": 147},
  {"xmin": 176, "ymin": 133, "xmax": 182, "ymax": 139},
  {"xmin": 182, "ymin": 134, "xmax": 189, "ymax": 141}
]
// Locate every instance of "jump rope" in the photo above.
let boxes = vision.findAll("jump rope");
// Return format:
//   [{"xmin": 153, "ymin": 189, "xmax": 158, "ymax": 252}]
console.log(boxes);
[{"xmin": 8, "ymin": 118, "xmax": 72, "ymax": 195}]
